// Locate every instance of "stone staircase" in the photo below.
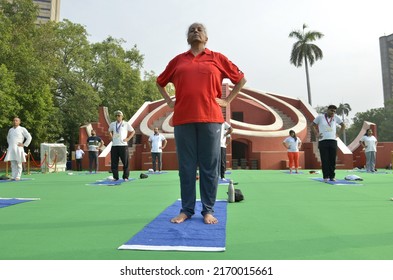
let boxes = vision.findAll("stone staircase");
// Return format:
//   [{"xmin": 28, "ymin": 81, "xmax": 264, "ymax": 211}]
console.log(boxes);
[
  {"xmin": 271, "ymin": 106, "xmax": 295, "ymax": 130},
  {"xmin": 151, "ymin": 112, "xmax": 172, "ymax": 131}
]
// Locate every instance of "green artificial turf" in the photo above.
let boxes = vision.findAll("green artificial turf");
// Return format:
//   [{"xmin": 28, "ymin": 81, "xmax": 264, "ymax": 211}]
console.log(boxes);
[{"xmin": 1, "ymin": 169, "xmax": 393, "ymax": 260}]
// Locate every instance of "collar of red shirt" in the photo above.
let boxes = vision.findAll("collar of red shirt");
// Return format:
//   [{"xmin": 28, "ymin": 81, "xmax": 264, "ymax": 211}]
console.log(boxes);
[{"xmin": 185, "ymin": 48, "xmax": 211, "ymax": 56}]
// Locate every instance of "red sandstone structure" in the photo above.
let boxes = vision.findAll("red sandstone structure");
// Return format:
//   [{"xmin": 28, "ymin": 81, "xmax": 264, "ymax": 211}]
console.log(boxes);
[{"xmin": 76, "ymin": 85, "xmax": 393, "ymax": 172}]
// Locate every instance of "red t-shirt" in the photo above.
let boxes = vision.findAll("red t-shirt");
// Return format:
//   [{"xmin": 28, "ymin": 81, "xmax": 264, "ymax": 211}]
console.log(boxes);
[{"xmin": 157, "ymin": 48, "xmax": 244, "ymax": 126}]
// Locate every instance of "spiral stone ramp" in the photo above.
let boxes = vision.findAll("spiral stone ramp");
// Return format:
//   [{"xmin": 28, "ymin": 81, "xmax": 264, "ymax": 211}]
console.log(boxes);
[{"xmin": 78, "ymin": 85, "xmax": 354, "ymax": 171}]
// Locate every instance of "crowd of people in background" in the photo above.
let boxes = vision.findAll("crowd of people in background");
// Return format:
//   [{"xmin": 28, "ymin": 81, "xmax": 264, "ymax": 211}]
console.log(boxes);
[{"xmin": 5, "ymin": 102, "xmax": 376, "ymax": 183}]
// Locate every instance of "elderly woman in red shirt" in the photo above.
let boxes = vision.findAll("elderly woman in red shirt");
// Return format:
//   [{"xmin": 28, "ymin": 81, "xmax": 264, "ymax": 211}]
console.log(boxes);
[{"xmin": 156, "ymin": 22, "xmax": 246, "ymax": 224}]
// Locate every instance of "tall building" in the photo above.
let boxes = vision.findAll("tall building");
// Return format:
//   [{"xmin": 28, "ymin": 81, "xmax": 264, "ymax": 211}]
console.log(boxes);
[
  {"xmin": 379, "ymin": 33, "xmax": 393, "ymax": 104},
  {"xmin": 5, "ymin": 0, "xmax": 60, "ymax": 23},
  {"xmin": 33, "ymin": 0, "xmax": 60, "ymax": 23}
]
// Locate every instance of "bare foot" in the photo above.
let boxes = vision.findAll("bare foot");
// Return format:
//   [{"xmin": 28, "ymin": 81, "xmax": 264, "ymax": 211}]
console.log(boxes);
[
  {"xmin": 170, "ymin": 213, "xmax": 189, "ymax": 224},
  {"xmin": 203, "ymin": 214, "xmax": 218, "ymax": 224}
]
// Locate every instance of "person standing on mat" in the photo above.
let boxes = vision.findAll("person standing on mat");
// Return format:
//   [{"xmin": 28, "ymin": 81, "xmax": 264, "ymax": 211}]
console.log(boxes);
[
  {"xmin": 4, "ymin": 116, "xmax": 32, "ymax": 181},
  {"xmin": 87, "ymin": 129, "xmax": 104, "ymax": 173},
  {"xmin": 156, "ymin": 22, "xmax": 246, "ymax": 224},
  {"xmin": 360, "ymin": 128, "xmax": 378, "ymax": 172},
  {"xmin": 220, "ymin": 122, "xmax": 233, "ymax": 181},
  {"xmin": 75, "ymin": 145, "xmax": 84, "ymax": 171},
  {"xmin": 108, "ymin": 110, "xmax": 135, "ymax": 181},
  {"xmin": 312, "ymin": 105, "xmax": 345, "ymax": 182},
  {"xmin": 282, "ymin": 130, "xmax": 302, "ymax": 174},
  {"xmin": 148, "ymin": 127, "xmax": 167, "ymax": 172}
]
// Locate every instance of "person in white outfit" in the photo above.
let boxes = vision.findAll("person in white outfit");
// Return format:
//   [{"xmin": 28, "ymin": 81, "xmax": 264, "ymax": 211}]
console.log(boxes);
[
  {"xmin": 4, "ymin": 117, "xmax": 32, "ymax": 180},
  {"xmin": 148, "ymin": 127, "xmax": 167, "ymax": 172},
  {"xmin": 282, "ymin": 130, "xmax": 302, "ymax": 173},
  {"xmin": 108, "ymin": 110, "xmax": 135, "ymax": 181},
  {"xmin": 360, "ymin": 128, "xmax": 378, "ymax": 172},
  {"xmin": 220, "ymin": 122, "xmax": 233, "ymax": 180},
  {"xmin": 312, "ymin": 105, "xmax": 345, "ymax": 182},
  {"xmin": 75, "ymin": 145, "xmax": 85, "ymax": 171}
]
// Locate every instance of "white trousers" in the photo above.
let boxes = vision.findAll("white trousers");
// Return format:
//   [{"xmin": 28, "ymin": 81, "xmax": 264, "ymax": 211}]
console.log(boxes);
[{"xmin": 10, "ymin": 160, "xmax": 23, "ymax": 179}]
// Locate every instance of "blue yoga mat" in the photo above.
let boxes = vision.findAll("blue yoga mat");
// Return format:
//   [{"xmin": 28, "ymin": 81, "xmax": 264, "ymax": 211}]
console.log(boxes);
[
  {"xmin": 312, "ymin": 178, "xmax": 362, "ymax": 185},
  {"xmin": 75, "ymin": 172, "xmax": 105, "ymax": 176},
  {"xmin": 351, "ymin": 169, "xmax": 390, "ymax": 174},
  {"xmin": 88, "ymin": 178, "xmax": 136, "ymax": 186},
  {"xmin": 282, "ymin": 171, "xmax": 304, "ymax": 174},
  {"xmin": 119, "ymin": 199, "xmax": 227, "ymax": 251},
  {"xmin": 218, "ymin": 178, "xmax": 231, "ymax": 184},
  {"xmin": 0, "ymin": 198, "xmax": 39, "ymax": 209},
  {"xmin": 0, "ymin": 178, "xmax": 32, "ymax": 183},
  {"xmin": 145, "ymin": 171, "xmax": 168, "ymax": 175}
]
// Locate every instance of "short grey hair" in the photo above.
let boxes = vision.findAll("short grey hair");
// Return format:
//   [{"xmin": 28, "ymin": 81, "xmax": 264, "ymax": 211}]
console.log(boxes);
[{"xmin": 187, "ymin": 22, "xmax": 208, "ymax": 37}]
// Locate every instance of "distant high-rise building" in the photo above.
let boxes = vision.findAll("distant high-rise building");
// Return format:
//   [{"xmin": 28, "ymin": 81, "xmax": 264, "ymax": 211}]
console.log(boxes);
[
  {"xmin": 379, "ymin": 33, "xmax": 393, "ymax": 104},
  {"xmin": 33, "ymin": 0, "xmax": 60, "ymax": 23},
  {"xmin": 4, "ymin": 0, "xmax": 60, "ymax": 23}
]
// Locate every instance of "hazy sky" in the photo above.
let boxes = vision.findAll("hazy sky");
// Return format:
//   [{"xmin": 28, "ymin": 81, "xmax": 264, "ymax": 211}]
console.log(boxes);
[{"xmin": 61, "ymin": 0, "xmax": 393, "ymax": 118}]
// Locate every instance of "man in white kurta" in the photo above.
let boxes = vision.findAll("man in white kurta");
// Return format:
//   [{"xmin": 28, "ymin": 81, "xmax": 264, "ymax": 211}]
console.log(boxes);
[{"xmin": 4, "ymin": 117, "xmax": 32, "ymax": 180}]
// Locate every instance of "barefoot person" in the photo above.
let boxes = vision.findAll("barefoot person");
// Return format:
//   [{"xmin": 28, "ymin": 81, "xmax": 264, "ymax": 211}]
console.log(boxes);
[{"xmin": 156, "ymin": 23, "xmax": 246, "ymax": 224}]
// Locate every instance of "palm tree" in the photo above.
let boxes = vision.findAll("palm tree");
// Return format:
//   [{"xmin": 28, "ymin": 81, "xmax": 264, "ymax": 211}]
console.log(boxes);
[
  {"xmin": 289, "ymin": 24, "xmax": 324, "ymax": 106},
  {"xmin": 336, "ymin": 103, "xmax": 352, "ymax": 144}
]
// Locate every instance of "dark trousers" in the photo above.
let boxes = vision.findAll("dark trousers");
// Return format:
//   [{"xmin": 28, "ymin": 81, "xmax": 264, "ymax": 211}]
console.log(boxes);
[
  {"xmin": 151, "ymin": 152, "xmax": 162, "ymax": 171},
  {"xmin": 220, "ymin": 147, "xmax": 226, "ymax": 179},
  {"xmin": 174, "ymin": 123, "xmax": 221, "ymax": 217},
  {"xmin": 76, "ymin": 159, "xmax": 82, "ymax": 171},
  {"xmin": 110, "ymin": 145, "xmax": 129, "ymax": 180},
  {"xmin": 88, "ymin": 151, "xmax": 98, "ymax": 172},
  {"xmin": 318, "ymin": 140, "xmax": 338, "ymax": 179}
]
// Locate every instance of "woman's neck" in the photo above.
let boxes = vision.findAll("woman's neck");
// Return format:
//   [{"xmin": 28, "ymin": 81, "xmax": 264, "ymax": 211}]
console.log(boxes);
[{"xmin": 190, "ymin": 44, "xmax": 205, "ymax": 56}]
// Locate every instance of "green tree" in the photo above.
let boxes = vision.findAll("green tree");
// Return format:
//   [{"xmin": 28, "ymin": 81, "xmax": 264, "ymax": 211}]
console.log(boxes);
[
  {"xmin": 336, "ymin": 103, "xmax": 352, "ymax": 144},
  {"xmin": 289, "ymin": 24, "xmax": 324, "ymax": 106},
  {"xmin": 51, "ymin": 19, "xmax": 100, "ymax": 150},
  {"xmin": 378, "ymin": 99, "xmax": 393, "ymax": 141},
  {"xmin": 0, "ymin": 65, "xmax": 20, "ymax": 128},
  {"xmin": 0, "ymin": 0, "xmax": 61, "ymax": 149},
  {"xmin": 346, "ymin": 103, "xmax": 393, "ymax": 144},
  {"xmin": 314, "ymin": 105, "xmax": 327, "ymax": 114},
  {"xmin": 90, "ymin": 37, "xmax": 145, "ymax": 118},
  {"xmin": 0, "ymin": 0, "xmax": 156, "ymax": 154},
  {"xmin": 142, "ymin": 71, "xmax": 162, "ymax": 102}
]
